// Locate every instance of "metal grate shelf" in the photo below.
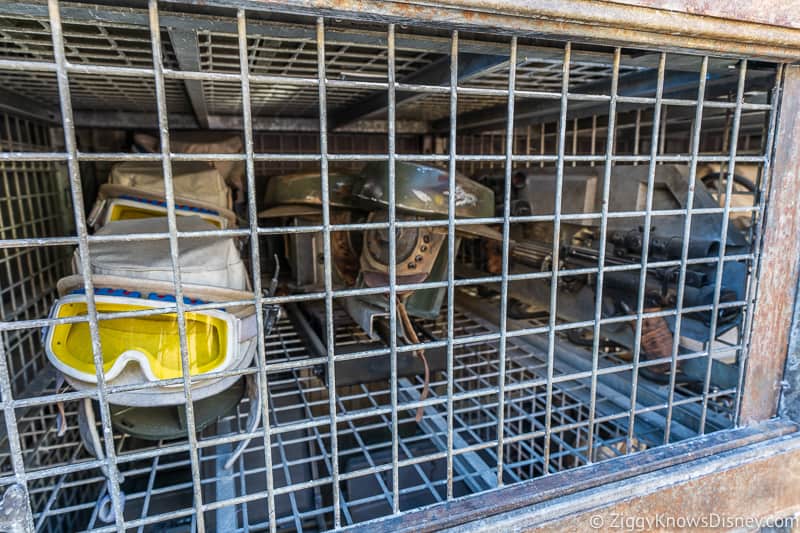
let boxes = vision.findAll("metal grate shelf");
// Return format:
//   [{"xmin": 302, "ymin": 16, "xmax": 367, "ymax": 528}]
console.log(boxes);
[{"xmin": 2, "ymin": 303, "xmax": 695, "ymax": 531}]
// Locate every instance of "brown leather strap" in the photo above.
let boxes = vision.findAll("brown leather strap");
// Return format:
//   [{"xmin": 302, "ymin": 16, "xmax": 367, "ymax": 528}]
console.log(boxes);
[{"xmin": 397, "ymin": 301, "xmax": 430, "ymax": 423}]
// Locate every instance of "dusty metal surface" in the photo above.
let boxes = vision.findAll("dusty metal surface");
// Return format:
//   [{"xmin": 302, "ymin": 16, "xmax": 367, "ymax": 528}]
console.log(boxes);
[
  {"xmin": 197, "ymin": 0, "xmax": 800, "ymax": 60},
  {"xmin": 781, "ymin": 258, "xmax": 800, "ymax": 422},
  {"xmin": 606, "ymin": 0, "xmax": 800, "ymax": 30},
  {"xmin": 342, "ymin": 420, "xmax": 797, "ymax": 532},
  {"xmin": 740, "ymin": 66, "xmax": 800, "ymax": 424},
  {"xmin": 448, "ymin": 425, "xmax": 800, "ymax": 532}
]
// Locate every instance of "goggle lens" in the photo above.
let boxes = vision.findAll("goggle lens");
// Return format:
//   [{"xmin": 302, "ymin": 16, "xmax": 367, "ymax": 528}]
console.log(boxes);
[
  {"xmin": 108, "ymin": 202, "xmax": 224, "ymax": 229},
  {"xmin": 50, "ymin": 301, "xmax": 230, "ymax": 380}
]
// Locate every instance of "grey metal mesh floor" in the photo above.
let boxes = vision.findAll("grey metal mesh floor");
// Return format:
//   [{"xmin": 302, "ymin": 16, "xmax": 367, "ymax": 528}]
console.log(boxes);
[{"xmin": 4, "ymin": 304, "xmax": 681, "ymax": 532}]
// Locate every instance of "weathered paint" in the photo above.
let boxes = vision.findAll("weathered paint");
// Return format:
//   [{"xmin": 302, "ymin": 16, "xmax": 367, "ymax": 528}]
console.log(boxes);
[
  {"xmin": 342, "ymin": 420, "xmax": 796, "ymax": 532},
  {"xmin": 740, "ymin": 65, "xmax": 800, "ymax": 424},
  {"xmin": 224, "ymin": 0, "xmax": 800, "ymax": 60},
  {"xmin": 607, "ymin": 0, "xmax": 800, "ymax": 30},
  {"xmin": 462, "ymin": 427, "xmax": 800, "ymax": 532}
]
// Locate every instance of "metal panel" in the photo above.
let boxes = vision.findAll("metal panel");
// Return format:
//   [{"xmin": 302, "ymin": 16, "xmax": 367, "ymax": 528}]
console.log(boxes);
[
  {"xmin": 740, "ymin": 65, "xmax": 800, "ymax": 424},
  {"xmin": 184, "ymin": 0, "xmax": 800, "ymax": 60},
  {"xmin": 339, "ymin": 419, "xmax": 797, "ymax": 532},
  {"xmin": 454, "ymin": 425, "xmax": 800, "ymax": 532}
]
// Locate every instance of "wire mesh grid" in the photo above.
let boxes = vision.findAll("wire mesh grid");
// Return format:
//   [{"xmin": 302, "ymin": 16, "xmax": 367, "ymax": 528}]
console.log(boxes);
[
  {"xmin": 0, "ymin": 13, "xmax": 188, "ymax": 113},
  {"xmin": 0, "ymin": 112, "xmax": 71, "ymax": 398},
  {"xmin": 10, "ymin": 305, "xmax": 660, "ymax": 531},
  {"xmin": 0, "ymin": 0, "xmax": 787, "ymax": 531}
]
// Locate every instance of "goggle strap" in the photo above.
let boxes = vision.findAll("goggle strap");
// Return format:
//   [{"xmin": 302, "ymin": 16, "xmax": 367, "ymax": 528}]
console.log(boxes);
[
  {"xmin": 224, "ymin": 375, "xmax": 261, "ymax": 470},
  {"xmin": 87, "ymin": 199, "xmax": 106, "ymax": 228},
  {"xmin": 240, "ymin": 313, "xmax": 258, "ymax": 342},
  {"xmin": 117, "ymin": 194, "xmax": 220, "ymax": 216}
]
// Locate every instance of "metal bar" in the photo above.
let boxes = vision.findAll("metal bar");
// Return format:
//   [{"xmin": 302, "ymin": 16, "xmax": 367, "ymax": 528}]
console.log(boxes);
[
  {"xmin": 542, "ymin": 41, "xmax": 571, "ymax": 471},
  {"xmin": 399, "ymin": 380, "xmax": 496, "ymax": 493},
  {"xmin": 386, "ymin": 22, "xmax": 401, "ymax": 515},
  {"xmin": 740, "ymin": 65, "xmax": 800, "ymax": 423},
  {"xmin": 67, "ymin": 110, "xmax": 430, "ymax": 133},
  {"xmin": 699, "ymin": 60, "xmax": 747, "ymax": 433},
  {"xmin": 663, "ymin": 56, "xmax": 710, "ymax": 442},
  {"xmin": 438, "ymin": 70, "xmax": 773, "ymax": 133},
  {"xmin": 167, "ymin": 28, "xmax": 210, "ymax": 129},
  {"xmin": 147, "ymin": 2, "xmax": 206, "ymax": 530},
  {"xmin": 236, "ymin": 9, "xmax": 279, "ymax": 533},
  {"xmin": 315, "ymin": 16, "xmax": 343, "ymax": 528},
  {"xmin": 445, "ymin": 28, "xmax": 458, "ymax": 500},
  {"xmin": 46, "ymin": 0, "xmax": 126, "ymax": 528},
  {"xmin": 0, "ymin": 151, "xmax": 770, "ymax": 165},
  {"xmin": 0, "ymin": 87, "xmax": 59, "ymax": 124},
  {"xmin": 0, "ymin": 339, "xmax": 34, "ymax": 530},
  {"xmin": 585, "ymin": 47, "xmax": 622, "ymax": 462},
  {"xmin": 495, "ymin": 35, "xmax": 517, "ymax": 485},
  {"xmin": 626, "ymin": 51, "xmax": 666, "ymax": 451}
]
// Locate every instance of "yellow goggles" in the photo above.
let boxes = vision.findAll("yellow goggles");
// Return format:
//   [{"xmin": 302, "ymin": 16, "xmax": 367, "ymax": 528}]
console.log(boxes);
[
  {"xmin": 103, "ymin": 197, "xmax": 229, "ymax": 229},
  {"xmin": 45, "ymin": 294, "xmax": 251, "ymax": 383}
]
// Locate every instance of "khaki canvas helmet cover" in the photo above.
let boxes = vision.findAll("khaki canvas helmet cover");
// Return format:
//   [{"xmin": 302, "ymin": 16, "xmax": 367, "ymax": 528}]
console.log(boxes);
[
  {"xmin": 59, "ymin": 217, "xmax": 256, "ymax": 406},
  {"xmin": 133, "ymin": 132, "xmax": 245, "ymax": 202},
  {"xmin": 109, "ymin": 161, "xmax": 232, "ymax": 210},
  {"xmin": 77, "ymin": 217, "xmax": 250, "ymax": 290}
]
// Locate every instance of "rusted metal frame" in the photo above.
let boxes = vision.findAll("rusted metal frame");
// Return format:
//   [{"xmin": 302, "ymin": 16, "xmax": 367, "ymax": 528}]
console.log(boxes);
[
  {"xmin": 341, "ymin": 419, "xmax": 797, "ymax": 533},
  {"xmin": 190, "ymin": 0, "xmax": 800, "ymax": 61},
  {"xmin": 605, "ymin": 0, "xmax": 800, "ymax": 31},
  {"xmin": 736, "ymin": 66, "xmax": 784, "ymax": 426},
  {"xmin": 739, "ymin": 65, "xmax": 800, "ymax": 424},
  {"xmin": 167, "ymin": 28, "xmax": 211, "ymax": 129},
  {"xmin": 781, "ymin": 272, "xmax": 800, "ymax": 421}
]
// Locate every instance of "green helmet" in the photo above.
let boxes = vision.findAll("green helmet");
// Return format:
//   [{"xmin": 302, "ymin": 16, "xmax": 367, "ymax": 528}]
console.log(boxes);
[
  {"xmin": 260, "ymin": 171, "xmax": 359, "ymax": 218},
  {"xmin": 355, "ymin": 161, "xmax": 494, "ymax": 218}
]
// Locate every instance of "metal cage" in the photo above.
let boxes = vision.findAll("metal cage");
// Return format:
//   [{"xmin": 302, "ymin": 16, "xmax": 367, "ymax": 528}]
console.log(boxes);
[{"xmin": 0, "ymin": 0, "xmax": 799, "ymax": 532}]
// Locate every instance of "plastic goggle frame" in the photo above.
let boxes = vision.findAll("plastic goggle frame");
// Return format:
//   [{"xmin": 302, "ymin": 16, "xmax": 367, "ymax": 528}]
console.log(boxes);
[{"xmin": 45, "ymin": 292, "xmax": 256, "ymax": 383}]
